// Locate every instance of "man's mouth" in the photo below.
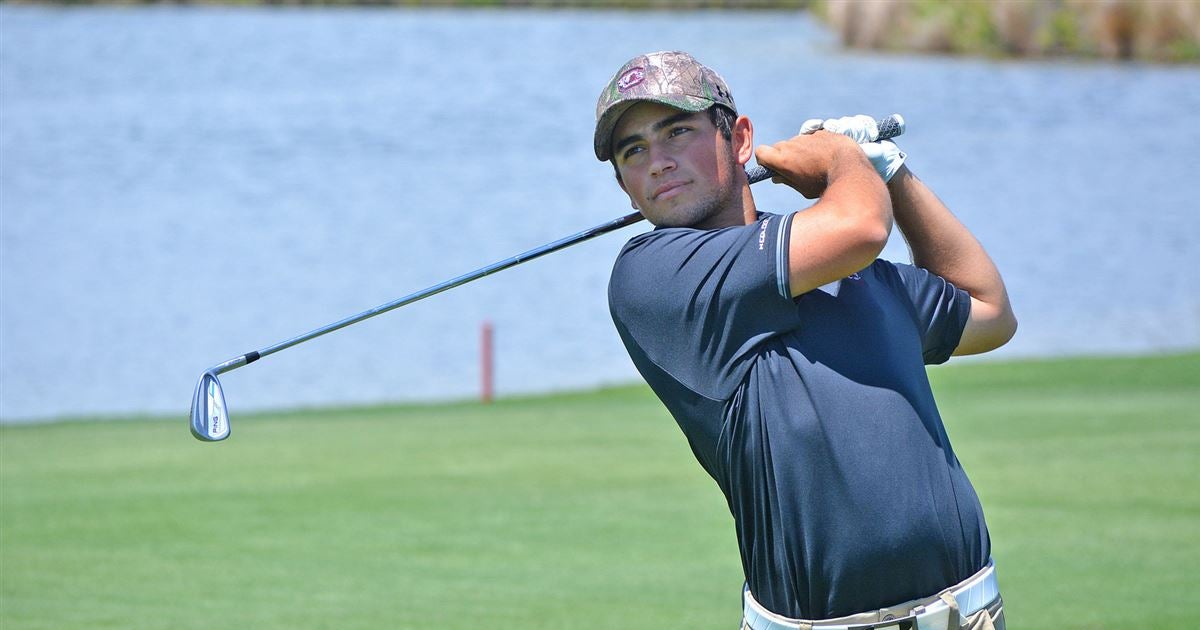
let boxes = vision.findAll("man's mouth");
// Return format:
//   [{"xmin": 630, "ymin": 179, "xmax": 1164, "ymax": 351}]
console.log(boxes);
[{"xmin": 651, "ymin": 180, "xmax": 689, "ymax": 201}]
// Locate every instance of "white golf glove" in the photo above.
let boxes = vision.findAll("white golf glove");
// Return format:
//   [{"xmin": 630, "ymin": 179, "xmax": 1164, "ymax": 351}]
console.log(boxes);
[{"xmin": 801, "ymin": 115, "xmax": 906, "ymax": 183}]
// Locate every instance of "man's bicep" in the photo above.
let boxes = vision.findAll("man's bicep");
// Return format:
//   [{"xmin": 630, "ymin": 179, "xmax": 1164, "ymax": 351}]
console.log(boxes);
[{"xmin": 787, "ymin": 201, "xmax": 891, "ymax": 297}]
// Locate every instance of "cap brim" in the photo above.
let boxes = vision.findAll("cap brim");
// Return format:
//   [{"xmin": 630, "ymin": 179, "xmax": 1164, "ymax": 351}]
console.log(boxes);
[{"xmin": 593, "ymin": 95, "xmax": 714, "ymax": 161}]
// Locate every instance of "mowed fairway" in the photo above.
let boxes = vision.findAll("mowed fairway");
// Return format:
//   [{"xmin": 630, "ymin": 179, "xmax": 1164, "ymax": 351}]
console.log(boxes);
[{"xmin": 2, "ymin": 353, "xmax": 1197, "ymax": 629}]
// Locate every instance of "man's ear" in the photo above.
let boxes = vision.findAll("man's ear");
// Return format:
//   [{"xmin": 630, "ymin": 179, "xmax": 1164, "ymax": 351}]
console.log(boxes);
[
  {"xmin": 615, "ymin": 172, "xmax": 639, "ymax": 210},
  {"xmin": 732, "ymin": 115, "xmax": 754, "ymax": 166}
]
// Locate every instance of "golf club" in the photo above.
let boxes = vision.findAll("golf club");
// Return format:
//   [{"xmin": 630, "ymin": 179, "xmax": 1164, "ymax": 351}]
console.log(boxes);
[{"xmin": 190, "ymin": 114, "xmax": 905, "ymax": 441}]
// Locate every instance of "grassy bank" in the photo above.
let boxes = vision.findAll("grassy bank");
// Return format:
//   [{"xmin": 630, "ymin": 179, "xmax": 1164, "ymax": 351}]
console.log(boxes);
[{"xmin": 2, "ymin": 352, "xmax": 1198, "ymax": 629}]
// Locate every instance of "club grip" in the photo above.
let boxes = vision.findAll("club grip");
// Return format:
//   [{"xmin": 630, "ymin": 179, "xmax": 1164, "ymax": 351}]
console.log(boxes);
[{"xmin": 746, "ymin": 114, "xmax": 905, "ymax": 185}]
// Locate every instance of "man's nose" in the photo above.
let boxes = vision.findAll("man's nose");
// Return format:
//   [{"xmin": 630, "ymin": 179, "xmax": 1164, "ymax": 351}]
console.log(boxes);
[{"xmin": 648, "ymin": 145, "xmax": 676, "ymax": 177}]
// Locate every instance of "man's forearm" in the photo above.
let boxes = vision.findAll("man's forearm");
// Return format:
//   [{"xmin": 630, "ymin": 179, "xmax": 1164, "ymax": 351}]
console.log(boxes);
[
  {"xmin": 889, "ymin": 166, "xmax": 1004, "ymax": 302},
  {"xmin": 888, "ymin": 165, "xmax": 1016, "ymax": 353}
]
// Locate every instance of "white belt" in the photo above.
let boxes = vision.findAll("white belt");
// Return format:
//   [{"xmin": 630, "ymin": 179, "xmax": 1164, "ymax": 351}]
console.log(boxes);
[{"xmin": 743, "ymin": 560, "xmax": 1000, "ymax": 630}]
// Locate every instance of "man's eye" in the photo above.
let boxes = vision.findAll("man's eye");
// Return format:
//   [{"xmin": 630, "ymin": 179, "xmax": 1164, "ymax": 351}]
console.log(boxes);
[
  {"xmin": 622, "ymin": 146, "xmax": 644, "ymax": 160},
  {"xmin": 669, "ymin": 126, "xmax": 691, "ymax": 137}
]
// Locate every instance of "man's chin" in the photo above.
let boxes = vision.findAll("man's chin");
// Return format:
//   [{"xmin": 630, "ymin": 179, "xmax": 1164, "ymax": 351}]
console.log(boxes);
[{"xmin": 650, "ymin": 197, "xmax": 727, "ymax": 229}]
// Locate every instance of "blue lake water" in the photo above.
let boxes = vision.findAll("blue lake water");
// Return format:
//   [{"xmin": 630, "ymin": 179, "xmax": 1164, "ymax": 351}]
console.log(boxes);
[{"xmin": 2, "ymin": 5, "xmax": 1198, "ymax": 421}]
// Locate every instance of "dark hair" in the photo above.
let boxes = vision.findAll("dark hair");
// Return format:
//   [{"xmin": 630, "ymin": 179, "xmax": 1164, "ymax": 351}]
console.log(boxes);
[
  {"xmin": 612, "ymin": 105, "xmax": 737, "ymax": 183},
  {"xmin": 708, "ymin": 104, "xmax": 736, "ymax": 143}
]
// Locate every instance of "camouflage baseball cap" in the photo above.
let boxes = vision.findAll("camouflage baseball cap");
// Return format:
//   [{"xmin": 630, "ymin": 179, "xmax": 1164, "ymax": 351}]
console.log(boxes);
[{"xmin": 594, "ymin": 51, "xmax": 737, "ymax": 161}]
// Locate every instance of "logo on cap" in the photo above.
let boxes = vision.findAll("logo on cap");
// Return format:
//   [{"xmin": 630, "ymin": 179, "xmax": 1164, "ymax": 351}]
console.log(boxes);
[{"xmin": 617, "ymin": 67, "xmax": 645, "ymax": 92}]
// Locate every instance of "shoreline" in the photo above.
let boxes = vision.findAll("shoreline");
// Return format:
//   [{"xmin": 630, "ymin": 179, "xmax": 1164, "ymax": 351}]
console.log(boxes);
[{"xmin": 1, "ymin": 350, "xmax": 1195, "ymax": 427}]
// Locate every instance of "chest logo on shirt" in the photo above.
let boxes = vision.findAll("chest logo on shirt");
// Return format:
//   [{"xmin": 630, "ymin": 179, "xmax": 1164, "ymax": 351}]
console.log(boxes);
[{"xmin": 758, "ymin": 217, "xmax": 771, "ymax": 251}]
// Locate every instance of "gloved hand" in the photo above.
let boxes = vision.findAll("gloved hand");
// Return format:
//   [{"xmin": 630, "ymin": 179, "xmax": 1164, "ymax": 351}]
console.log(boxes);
[{"xmin": 800, "ymin": 115, "xmax": 906, "ymax": 183}]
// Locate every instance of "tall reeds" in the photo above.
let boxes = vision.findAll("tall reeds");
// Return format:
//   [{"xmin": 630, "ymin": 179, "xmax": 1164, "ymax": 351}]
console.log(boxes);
[{"xmin": 818, "ymin": 0, "xmax": 1200, "ymax": 63}]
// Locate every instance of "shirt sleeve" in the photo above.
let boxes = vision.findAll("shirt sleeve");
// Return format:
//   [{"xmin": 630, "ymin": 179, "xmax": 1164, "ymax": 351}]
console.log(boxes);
[
  {"xmin": 608, "ymin": 213, "xmax": 801, "ymax": 400},
  {"xmin": 888, "ymin": 261, "xmax": 972, "ymax": 365}
]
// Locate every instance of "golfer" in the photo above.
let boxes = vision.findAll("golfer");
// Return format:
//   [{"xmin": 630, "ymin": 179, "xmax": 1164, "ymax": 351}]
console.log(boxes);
[{"xmin": 596, "ymin": 51, "xmax": 1016, "ymax": 630}]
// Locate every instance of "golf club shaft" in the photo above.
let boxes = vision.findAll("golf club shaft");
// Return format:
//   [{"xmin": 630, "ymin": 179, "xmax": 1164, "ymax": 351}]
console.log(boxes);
[
  {"xmin": 207, "ymin": 114, "xmax": 904, "ymax": 377},
  {"xmin": 207, "ymin": 211, "xmax": 646, "ymax": 376}
]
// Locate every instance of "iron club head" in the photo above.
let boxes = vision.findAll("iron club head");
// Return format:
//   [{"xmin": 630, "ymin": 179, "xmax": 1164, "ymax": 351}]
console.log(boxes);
[{"xmin": 190, "ymin": 371, "xmax": 230, "ymax": 441}]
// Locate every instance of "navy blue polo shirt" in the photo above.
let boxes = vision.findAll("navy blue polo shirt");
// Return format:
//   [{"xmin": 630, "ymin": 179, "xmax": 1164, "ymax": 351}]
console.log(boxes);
[{"xmin": 608, "ymin": 212, "xmax": 990, "ymax": 619}]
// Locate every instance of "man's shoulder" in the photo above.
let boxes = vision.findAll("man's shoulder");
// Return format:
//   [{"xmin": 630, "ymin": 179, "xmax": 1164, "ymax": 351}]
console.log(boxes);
[
  {"xmin": 862, "ymin": 258, "xmax": 903, "ymax": 283},
  {"xmin": 619, "ymin": 223, "xmax": 706, "ymax": 251},
  {"xmin": 611, "ymin": 212, "xmax": 791, "ymax": 306},
  {"xmin": 611, "ymin": 226, "xmax": 692, "ymax": 288},
  {"xmin": 616, "ymin": 213, "xmax": 783, "ymax": 263},
  {"xmin": 864, "ymin": 258, "xmax": 956, "ymax": 296}
]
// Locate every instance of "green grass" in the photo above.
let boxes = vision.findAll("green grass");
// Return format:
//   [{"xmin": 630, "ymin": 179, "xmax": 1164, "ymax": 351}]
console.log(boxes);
[{"xmin": 2, "ymin": 353, "xmax": 1197, "ymax": 629}]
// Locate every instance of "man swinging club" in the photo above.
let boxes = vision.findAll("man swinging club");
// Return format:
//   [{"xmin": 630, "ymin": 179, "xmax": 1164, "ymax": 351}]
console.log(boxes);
[{"xmin": 596, "ymin": 51, "xmax": 1017, "ymax": 629}]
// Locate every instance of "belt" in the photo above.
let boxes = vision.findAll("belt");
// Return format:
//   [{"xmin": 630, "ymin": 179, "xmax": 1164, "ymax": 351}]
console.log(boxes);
[{"xmin": 743, "ymin": 560, "xmax": 1000, "ymax": 630}]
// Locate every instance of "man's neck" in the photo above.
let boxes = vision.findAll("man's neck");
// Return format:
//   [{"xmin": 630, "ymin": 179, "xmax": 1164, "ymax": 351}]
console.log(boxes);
[
  {"xmin": 740, "ymin": 185, "xmax": 759, "ymax": 225},
  {"xmin": 696, "ymin": 185, "xmax": 756, "ymax": 229}
]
